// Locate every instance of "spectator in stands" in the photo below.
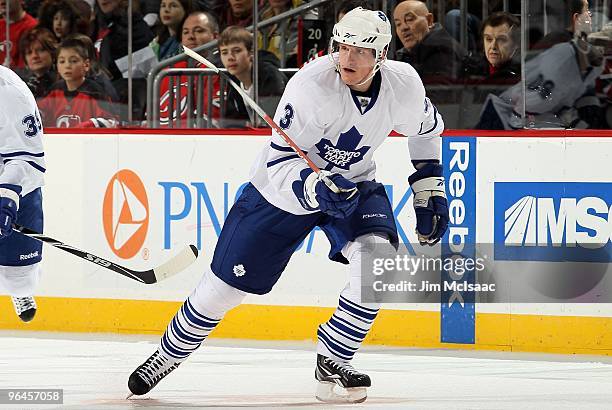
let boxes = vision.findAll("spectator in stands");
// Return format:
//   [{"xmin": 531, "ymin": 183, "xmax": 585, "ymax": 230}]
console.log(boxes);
[
  {"xmin": 38, "ymin": 36, "xmax": 117, "ymax": 127},
  {"xmin": 17, "ymin": 27, "xmax": 58, "ymax": 99},
  {"xmin": 392, "ymin": 0, "xmax": 465, "ymax": 81},
  {"xmin": 150, "ymin": 0, "xmax": 192, "ymax": 60},
  {"xmin": 258, "ymin": 0, "xmax": 302, "ymax": 67},
  {"xmin": 70, "ymin": 33, "xmax": 118, "ymax": 101},
  {"xmin": 336, "ymin": 0, "xmax": 372, "ymax": 22},
  {"xmin": 218, "ymin": 25, "xmax": 287, "ymax": 126},
  {"xmin": 533, "ymin": 0, "xmax": 591, "ymax": 50},
  {"xmin": 37, "ymin": 0, "xmax": 84, "ymax": 41},
  {"xmin": 220, "ymin": 0, "xmax": 263, "ymax": 29},
  {"xmin": 157, "ymin": 10, "xmax": 221, "ymax": 127},
  {"xmin": 0, "ymin": 0, "xmax": 38, "ymax": 67},
  {"xmin": 444, "ymin": 0, "xmax": 481, "ymax": 55},
  {"xmin": 465, "ymin": 12, "xmax": 520, "ymax": 83},
  {"xmin": 95, "ymin": 0, "xmax": 154, "ymax": 81},
  {"xmin": 476, "ymin": 34, "xmax": 604, "ymax": 129}
]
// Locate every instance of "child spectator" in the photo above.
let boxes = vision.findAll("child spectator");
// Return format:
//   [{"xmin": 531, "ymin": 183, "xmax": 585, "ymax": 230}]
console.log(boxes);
[
  {"xmin": 38, "ymin": 36, "xmax": 117, "ymax": 127},
  {"xmin": 0, "ymin": 0, "xmax": 38, "ymax": 67},
  {"xmin": 17, "ymin": 27, "xmax": 58, "ymax": 99},
  {"xmin": 150, "ymin": 0, "xmax": 192, "ymax": 60},
  {"xmin": 218, "ymin": 25, "xmax": 287, "ymax": 126},
  {"xmin": 37, "ymin": 0, "xmax": 84, "ymax": 41}
]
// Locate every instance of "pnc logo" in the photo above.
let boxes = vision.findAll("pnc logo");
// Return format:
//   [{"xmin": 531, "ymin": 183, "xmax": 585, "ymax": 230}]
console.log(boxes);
[{"xmin": 102, "ymin": 169, "xmax": 149, "ymax": 259}]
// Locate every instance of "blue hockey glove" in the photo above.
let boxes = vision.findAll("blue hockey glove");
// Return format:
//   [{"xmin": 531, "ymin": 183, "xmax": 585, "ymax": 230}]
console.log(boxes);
[
  {"xmin": 408, "ymin": 164, "xmax": 448, "ymax": 245},
  {"xmin": 299, "ymin": 169, "xmax": 360, "ymax": 218},
  {"xmin": 0, "ymin": 184, "xmax": 21, "ymax": 240}
]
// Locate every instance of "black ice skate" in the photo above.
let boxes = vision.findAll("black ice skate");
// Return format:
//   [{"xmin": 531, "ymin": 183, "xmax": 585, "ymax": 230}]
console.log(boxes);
[
  {"xmin": 11, "ymin": 296, "xmax": 36, "ymax": 322},
  {"xmin": 315, "ymin": 354, "xmax": 371, "ymax": 403},
  {"xmin": 127, "ymin": 350, "xmax": 180, "ymax": 397}
]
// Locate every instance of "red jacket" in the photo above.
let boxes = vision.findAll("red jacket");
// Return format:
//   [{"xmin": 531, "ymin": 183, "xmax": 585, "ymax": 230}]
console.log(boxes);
[
  {"xmin": 159, "ymin": 60, "xmax": 220, "ymax": 127},
  {"xmin": 38, "ymin": 79, "xmax": 117, "ymax": 127},
  {"xmin": 0, "ymin": 13, "xmax": 37, "ymax": 68}
]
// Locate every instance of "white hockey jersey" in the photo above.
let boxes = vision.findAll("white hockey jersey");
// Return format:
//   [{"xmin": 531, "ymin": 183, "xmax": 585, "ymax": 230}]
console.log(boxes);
[
  {"xmin": 250, "ymin": 55, "xmax": 444, "ymax": 215},
  {"xmin": 0, "ymin": 66, "xmax": 45, "ymax": 196}
]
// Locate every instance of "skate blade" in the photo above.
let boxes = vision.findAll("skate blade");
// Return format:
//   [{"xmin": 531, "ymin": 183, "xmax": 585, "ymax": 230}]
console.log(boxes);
[
  {"xmin": 315, "ymin": 382, "xmax": 367, "ymax": 403},
  {"xmin": 126, "ymin": 393, "xmax": 134, "ymax": 399}
]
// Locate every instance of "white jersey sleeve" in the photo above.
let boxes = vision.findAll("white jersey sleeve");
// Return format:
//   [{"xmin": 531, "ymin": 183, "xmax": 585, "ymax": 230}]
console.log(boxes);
[
  {"xmin": 0, "ymin": 66, "xmax": 45, "ymax": 196},
  {"xmin": 250, "ymin": 58, "xmax": 339, "ymax": 213},
  {"xmin": 387, "ymin": 61, "xmax": 444, "ymax": 162}
]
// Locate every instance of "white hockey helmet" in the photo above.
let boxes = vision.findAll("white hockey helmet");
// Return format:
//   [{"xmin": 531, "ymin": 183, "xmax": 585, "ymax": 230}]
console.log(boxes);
[{"xmin": 329, "ymin": 7, "xmax": 392, "ymax": 67}]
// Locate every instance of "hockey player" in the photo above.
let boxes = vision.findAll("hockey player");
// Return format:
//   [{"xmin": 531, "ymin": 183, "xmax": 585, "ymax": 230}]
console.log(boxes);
[
  {"xmin": 128, "ymin": 7, "xmax": 448, "ymax": 403},
  {"xmin": 0, "ymin": 65, "xmax": 45, "ymax": 322}
]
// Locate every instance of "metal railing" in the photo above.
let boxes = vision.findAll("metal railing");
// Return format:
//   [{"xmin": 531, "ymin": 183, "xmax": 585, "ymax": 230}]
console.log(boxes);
[{"xmin": 146, "ymin": 0, "xmax": 332, "ymax": 128}]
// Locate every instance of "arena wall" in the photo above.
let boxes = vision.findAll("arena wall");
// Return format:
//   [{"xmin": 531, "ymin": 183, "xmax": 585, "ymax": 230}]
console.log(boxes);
[{"xmin": 1, "ymin": 129, "xmax": 612, "ymax": 355}]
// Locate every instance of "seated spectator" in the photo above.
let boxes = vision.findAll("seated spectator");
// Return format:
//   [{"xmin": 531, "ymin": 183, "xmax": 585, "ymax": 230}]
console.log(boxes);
[
  {"xmin": 218, "ymin": 25, "xmax": 287, "ymax": 127},
  {"xmin": 533, "ymin": 0, "xmax": 591, "ymax": 50},
  {"xmin": 150, "ymin": 0, "xmax": 192, "ymax": 60},
  {"xmin": 444, "ymin": 3, "xmax": 481, "ymax": 55},
  {"xmin": 0, "ymin": 0, "xmax": 38, "ymax": 67},
  {"xmin": 69, "ymin": 33, "xmax": 119, "ymax": 101},
  {"xmin": 16, "ymin": 27, "xmax": 58, "ymax": 99},
  {"xmin": 392, "ymin": 0, "xmax": 466, "ymax": 81},
  {"xmin": 95, "ymin": 0, "xmax": 155, "ymax": 81},
  {"xmin": 258, "ymin": 0, "xmax": 302, "ymax": 67},
  {"xmin": 37, "ymin": 0, "xmax": 84, "ymax": 41},
  {"xmin": 220, "ymin": 0, "xmax": 263, "ymax": 29},
  {"xmin": 38, "ymin": 36, "xmax": 117, "ymax": 127},
  {"xmin": 465, "ymin": 12, "xmax": 521, "ymax": 84},
  {"xmin": 477, "ymin": 37, "xmax": 604, "ymax": 129},
  {"xmin": 158, "ymin": 10, "xmax": 221, "ymax": 126}
]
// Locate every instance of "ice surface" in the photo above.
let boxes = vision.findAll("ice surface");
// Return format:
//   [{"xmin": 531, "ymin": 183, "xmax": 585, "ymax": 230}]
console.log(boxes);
[{"xmin": 1, "ymin": 331, "xmax": 612, "ymax": 409}]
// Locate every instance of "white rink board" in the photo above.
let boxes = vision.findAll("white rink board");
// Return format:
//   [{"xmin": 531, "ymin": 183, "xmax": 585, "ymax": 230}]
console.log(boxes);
[{"xmin": 35, "ymin": 133, "xmax": 612, "ymax": 317}]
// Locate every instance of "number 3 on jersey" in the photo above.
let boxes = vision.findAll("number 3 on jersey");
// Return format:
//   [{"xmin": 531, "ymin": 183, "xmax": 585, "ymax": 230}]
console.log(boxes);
[
  {"xmin": 22, "ymin": 111, "xmax": 42, "ymax": 137},
  {"xmin": 279, "ymin": 103, "xmax": 294, "ymax": 130}
]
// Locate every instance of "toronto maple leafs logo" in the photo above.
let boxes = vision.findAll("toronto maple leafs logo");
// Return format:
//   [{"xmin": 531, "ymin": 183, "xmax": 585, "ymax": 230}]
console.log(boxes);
[{"xmin": 315, "ymin": 126, "xmax": 371, "ymax": 171}]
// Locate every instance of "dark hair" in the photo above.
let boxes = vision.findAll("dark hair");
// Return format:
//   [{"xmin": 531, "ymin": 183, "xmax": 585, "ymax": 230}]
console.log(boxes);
[
  {"xmin": 177, "ymin": 10, "xmax": 219, "ymax": 43},
  {"xmin": 37, "ymin": 0, "xmax": 84, "ymax": 39},
  {"xmin": 481, "ymin": 11, "xmax": 520, "ymax": 45},
  {"xmin": 19, "ymin": 27, "xmax": 58, "ymax": 59},
  {"xmin": 218, "ymin": 26, "xmax": 253, "ymax": 53},
  {"xmin": 336, "ymin": 0, "xmax": 373, "ymax": 21},
  {"xmin": 56, "ymin": 35, "xmax": 91, "ymax": 60},
  {"xmin": 157, "ymin": 0, "xmax": 193, "ymax": 47}
]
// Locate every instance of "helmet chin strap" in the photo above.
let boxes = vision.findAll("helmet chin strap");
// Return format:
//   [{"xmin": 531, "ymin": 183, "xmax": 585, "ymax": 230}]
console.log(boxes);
[{"xmin": 355, "ymin": 61, "xmax": 383, "ymax": 86}]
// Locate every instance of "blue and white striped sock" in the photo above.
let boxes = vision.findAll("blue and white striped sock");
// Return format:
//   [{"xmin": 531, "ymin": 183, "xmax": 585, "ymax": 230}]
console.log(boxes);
[
  {"xmin": 317, "ymin": 294, "xmax": 379, "ymax": 362},
  {"xmin": 159, "ymin": 297, "xmax": 221, "ymax": 362}
]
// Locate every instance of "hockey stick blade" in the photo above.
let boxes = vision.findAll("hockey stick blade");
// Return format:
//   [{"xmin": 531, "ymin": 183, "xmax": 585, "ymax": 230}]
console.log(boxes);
[{"xmin": 13, "ymin": 224, "xmax": 198, "ymax": 284}]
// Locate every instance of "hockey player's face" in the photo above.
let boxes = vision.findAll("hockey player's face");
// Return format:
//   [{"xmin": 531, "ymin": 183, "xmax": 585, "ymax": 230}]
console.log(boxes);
[
  {"xmin": 25, "ymin": 41, "xmax": 53, "ymax": 75},
  {"xmin": 483, "ymin": 23, "xmax": 516, "ymax": 67},
  {"xmin": 393, "ymin": 0, "xmax": 433, "ymax": 51},
  {"xmin": 220, "ymin": 42, "xmax": 252, "ymax": 78},
  {"xmin": 57, "ymin": 48, "xmax": 90, "ymax": 90},
  {"xmin": 337, "ymin": 44, "xmax": 376, "ymax": 88}
]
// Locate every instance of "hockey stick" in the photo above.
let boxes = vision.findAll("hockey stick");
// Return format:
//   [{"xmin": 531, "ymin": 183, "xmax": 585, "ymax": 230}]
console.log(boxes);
[
  {"xmin": 13, "ymin": 224, "xmax": 198, "ymax": 285},
  {"xmin": 182, "ymin": 46, "xmax": 357, "ymax": 199}
]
